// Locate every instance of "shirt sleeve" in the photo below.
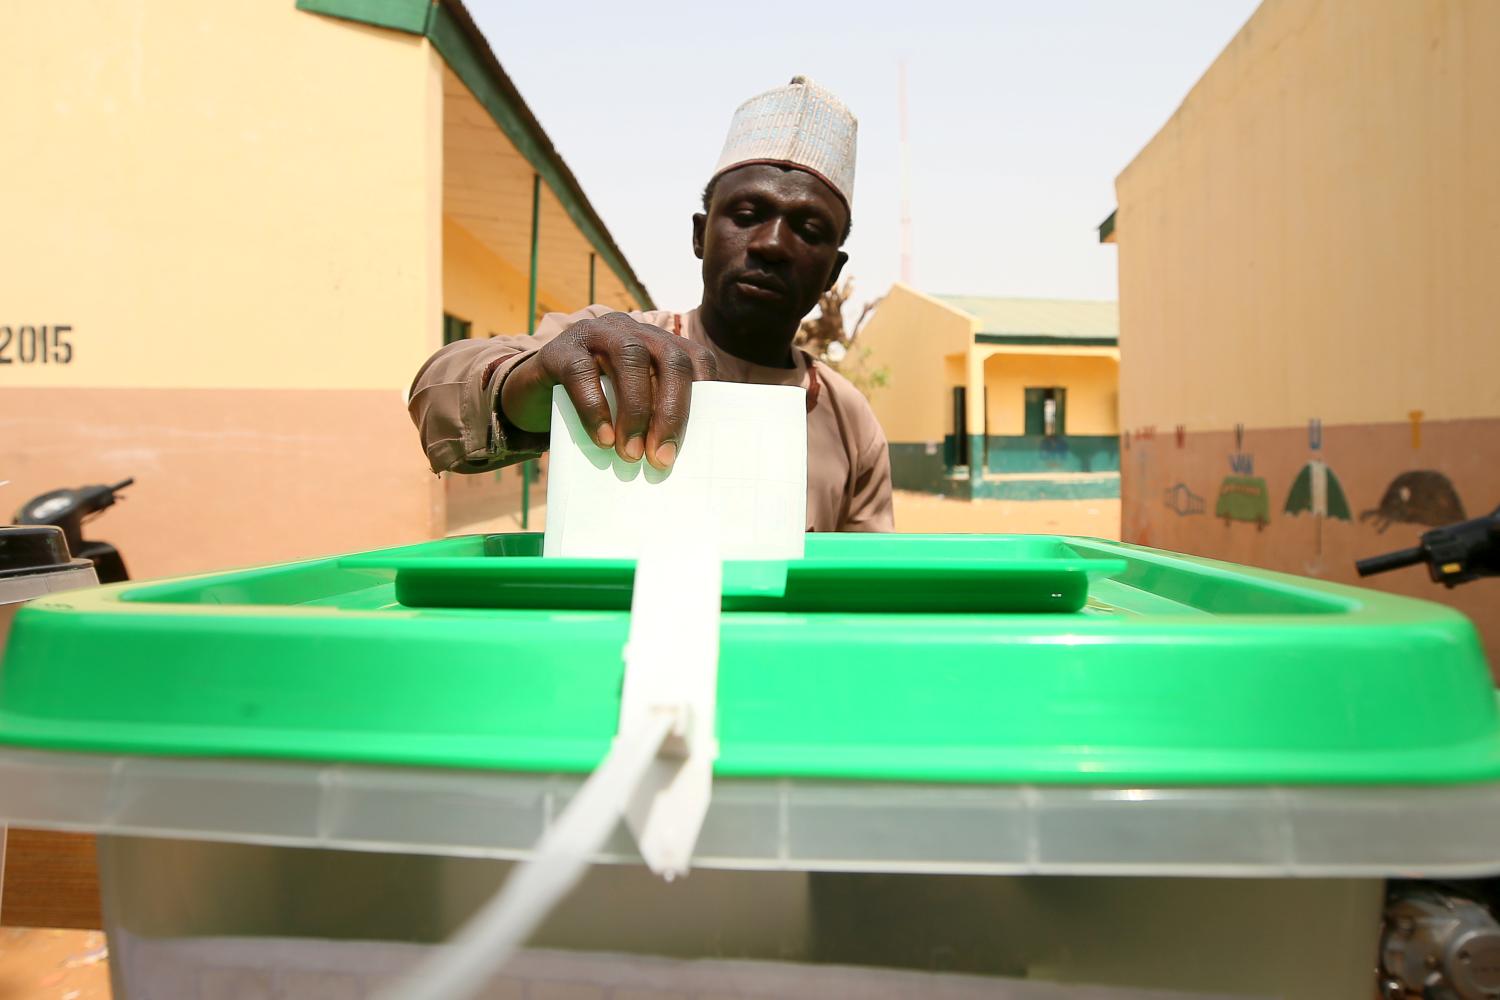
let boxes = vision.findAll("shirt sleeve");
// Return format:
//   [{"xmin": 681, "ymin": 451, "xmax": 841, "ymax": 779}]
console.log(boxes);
[
  {"xmin": 406, "ymin": 305, "xmax": 621, "ymax": 475},
  {"xmin": 842, "ymin": 420, "xmax": 896, "ymax": 533}
]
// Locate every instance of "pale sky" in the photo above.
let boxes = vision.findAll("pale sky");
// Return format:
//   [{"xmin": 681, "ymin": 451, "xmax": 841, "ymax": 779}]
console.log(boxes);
[{"xmin": 469, "ymin": 1, "xmax": 1258, "ymax": 314}]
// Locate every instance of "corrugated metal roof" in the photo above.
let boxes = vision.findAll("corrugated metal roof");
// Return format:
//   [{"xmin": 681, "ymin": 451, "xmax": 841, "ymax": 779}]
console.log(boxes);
[{"xmin": 934, "ymin": 295, "xmax": 1118, "ymax": 342}]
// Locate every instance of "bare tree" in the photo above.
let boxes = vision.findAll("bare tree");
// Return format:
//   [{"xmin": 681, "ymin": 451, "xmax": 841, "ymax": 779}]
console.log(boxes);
[{"xmin": 795, "ymin": 277, "xmax": 889, "ymax": 399}]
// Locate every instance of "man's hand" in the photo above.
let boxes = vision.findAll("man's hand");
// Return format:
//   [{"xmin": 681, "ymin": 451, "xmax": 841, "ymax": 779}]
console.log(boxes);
[{"xmin": 499, "ymin": 313, "xmax": 719, "ymax": 470}]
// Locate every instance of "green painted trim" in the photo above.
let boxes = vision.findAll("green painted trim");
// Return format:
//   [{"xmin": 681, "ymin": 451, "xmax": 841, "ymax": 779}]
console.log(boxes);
[
  {"xmin": 295, "ymin": 0, "xmax": 654, "ymax": 309},
  {"xmin": 975, "ymin": 333, "xmax": 1118, "ymax": 348},
  {"xmin": 294, "ymin": 0, "xmax": 432, "ymax": 35},
  {"xmin": 971, "ymin": 475, "xmax": 1120, "ymax": 502},
  {"xmin": 899, "ymin": 437, "xmax": 1122, "ymax": 500},
  {"xmin": 1098, "ymin": 209, "xmax": 1116, "ymax": 243},
  {"xmin": 521, "ymin": 172, "xmax": 541, "ymax": 530},
  {"xmin": 526, "ymin": 173, "xmax": 542, "ymax": 334},
  {"xmin": 969, "ymin": 434, "xmax": 986, "ymax": 474},
  {"xmin": 425, "ymin": 1, "xmax": 654, "ymax": 309},
  {"xmin": 984, "ymin": 434, "xmax": 1120, "ymax": 475},
  {"xmin": 887, "ymin": 443, "xmax": 949, "ymax": 495}
]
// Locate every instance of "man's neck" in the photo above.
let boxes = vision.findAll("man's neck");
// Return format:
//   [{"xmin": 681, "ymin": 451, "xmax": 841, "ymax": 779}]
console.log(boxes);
[{"xmin": 697, "ymin": 301, "xmax": 799, "ymax": 369}]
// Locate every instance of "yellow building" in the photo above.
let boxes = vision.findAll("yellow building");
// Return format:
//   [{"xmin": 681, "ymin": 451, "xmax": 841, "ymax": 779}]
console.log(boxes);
[
  {"xmin": 1104, "ymin": 0, "xmax": 1500, "ymax": 664},
  {"xmin": 858, "ymin": 284, "xmax": 1119, "ymax": 500},
  {"xmin": 0, "ymin": 0, "xmax": 651, "ymax": 580}
]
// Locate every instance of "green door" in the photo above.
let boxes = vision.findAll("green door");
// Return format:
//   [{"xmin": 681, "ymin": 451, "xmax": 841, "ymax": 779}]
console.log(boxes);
[{"xmin": 951, "ymin": 386, "xmax": 969, "ymax": 467}]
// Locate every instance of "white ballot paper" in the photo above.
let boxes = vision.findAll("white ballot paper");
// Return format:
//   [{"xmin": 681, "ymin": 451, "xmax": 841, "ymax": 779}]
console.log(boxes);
[{"xmin": 543, "ymin": 381, "xmax": 807, "ymax": 560}]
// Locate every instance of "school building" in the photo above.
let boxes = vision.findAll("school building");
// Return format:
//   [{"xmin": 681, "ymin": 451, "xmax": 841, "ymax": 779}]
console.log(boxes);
[
  {"xmin": 1103, "ymin": 0, "xmax": 1500, "ymax": 665},
  {"xmin": 858, "ymin": 284, "xmax": 1119, "ymax": 501},
  {"xmin": 0, "ymin": 0, "xmax": 651, "ymax": 581}
]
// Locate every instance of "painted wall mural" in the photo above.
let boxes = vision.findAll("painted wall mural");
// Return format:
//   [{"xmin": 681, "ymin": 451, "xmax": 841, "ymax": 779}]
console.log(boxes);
[
  {"xmin": 1361, "ymin": 470, "xmax": 1468, "ymax": 533},
  {"xmin": 1284, "ymin": 458, "xmax": 1352, "ymax": 557},
  {"xmin": 1120, "ymin": 417, "xmax": 1498, "ymax": 673},
  {"xmin": 1131, "ymin": 421, "xmax": 1473, "ymax": 542},
  {"xmin": 1164, "ymin": 482, "xmax": 1205, "ymax": 516},
  {"xmin": 1124, "ymin": 429, "xmax": 1154, "ymax": 547},
  {"xmin": 1217, "ymin": 427, "xmax": 1268, "ymax": 528},
  {"xmin": 1285, "ymin": 459, "xmax": 1351, "ymax": 519},
  {"xmin": 1216, "ymin": 473, "xmax": 1271, "ymax": 528}
]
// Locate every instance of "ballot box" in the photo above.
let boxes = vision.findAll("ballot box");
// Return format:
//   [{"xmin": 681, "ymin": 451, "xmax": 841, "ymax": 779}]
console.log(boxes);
[{"xmin": 0, "ymin": 532, "xmax": 1496, "ymax": 999}]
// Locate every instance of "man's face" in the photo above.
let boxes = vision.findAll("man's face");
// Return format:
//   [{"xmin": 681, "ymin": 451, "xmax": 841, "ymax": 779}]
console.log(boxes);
[{"xmin": 693, "ymin": 164, "xmax": 849, "ymax": 331}]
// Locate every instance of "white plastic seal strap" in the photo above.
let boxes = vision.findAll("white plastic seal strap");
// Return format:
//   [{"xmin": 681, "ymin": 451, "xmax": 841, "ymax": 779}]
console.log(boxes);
[
  {"xmin": 620, "ymin": 534, "xmax": 722, "ymax": 879},
  {"xmin": 374, "ymin": 539, "xmax": 723, "ymax": 1000}
]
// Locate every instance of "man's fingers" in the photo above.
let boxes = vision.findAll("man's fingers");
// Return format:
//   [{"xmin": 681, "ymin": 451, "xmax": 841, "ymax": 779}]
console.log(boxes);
[
  {"xmin": 536, "ymin": 314, "xmax": 719, "ymax": 467},
  {"xmin": 643, "ymin": 340, "xmax": 697, "ymax": 469},
  {"xmin": 685, "ymin": 340, "xmax": 719, "ymax": 381},
  {"xmin": 596, "ymin": 337, "xmax": 655, "ymax": 463},
  {"xmin": 555, "ymin": 352, "xmax": 615, "ymax": 448}
]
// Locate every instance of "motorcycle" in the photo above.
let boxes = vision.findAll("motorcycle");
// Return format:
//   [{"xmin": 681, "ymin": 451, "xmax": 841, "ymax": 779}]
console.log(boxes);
[
  {"xmin": 1358, "ymin": 506, "xmax": 1500, "ymax": 998},
  {"xmin": 1357, "ymin": 504, "xmax": 1500, "ymax": 588},
  {"xmin": 13, "ymin": 479, "xmax": 133, "ymax": 584}
]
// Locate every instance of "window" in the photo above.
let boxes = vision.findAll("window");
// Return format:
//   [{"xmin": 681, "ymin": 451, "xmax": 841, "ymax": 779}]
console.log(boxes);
[
  {"xmin": 442, "ymin": 313, "xmax": 472, "ymax": 346},
  {"xmin": 1024, "ymin": 387, "xmax": 1068, "ymax": 436}
]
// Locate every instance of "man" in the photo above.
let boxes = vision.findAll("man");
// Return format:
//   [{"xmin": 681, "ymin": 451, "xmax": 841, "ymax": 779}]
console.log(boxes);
[{"xmin": 408, "ymin": 76, "xmax": 893, "ymax": 532}]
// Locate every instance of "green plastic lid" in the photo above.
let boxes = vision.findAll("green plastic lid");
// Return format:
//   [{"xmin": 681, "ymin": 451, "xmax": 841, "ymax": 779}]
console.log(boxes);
[{"xmin": 0, "ymin": 533, "xmax": 1494, "ymax": 785}]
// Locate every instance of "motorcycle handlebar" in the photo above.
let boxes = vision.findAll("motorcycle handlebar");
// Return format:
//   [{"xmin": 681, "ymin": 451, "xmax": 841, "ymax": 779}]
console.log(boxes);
[{"xmin": 1356, "ymin": 546, "xmax": 1425, "ymax": 578}]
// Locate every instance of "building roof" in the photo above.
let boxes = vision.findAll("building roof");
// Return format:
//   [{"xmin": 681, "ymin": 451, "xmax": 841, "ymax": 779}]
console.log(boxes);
[
  {"xmin": 1098, "ymin": 209, "xmax": 1117, "ymax": 244},
  {"xmin": 934, "ymin": 295, "xmax": 1118, "ymax": 346},
  {"xmin": 297, "ymin": 0, "xmax": 653, "ymax": 309}
]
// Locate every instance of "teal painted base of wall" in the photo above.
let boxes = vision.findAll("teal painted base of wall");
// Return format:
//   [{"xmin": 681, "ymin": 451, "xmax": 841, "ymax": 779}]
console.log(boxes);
[
  {"xmin": 988, "ymin": 434, "xmax": 1119, "ymax": 474},
  {"xmin": 970, "ymin": 475, "xmax": 1120, "ymax": 501},
  {"xmin": 943, "ymin": 434, "xmax": 1120, "ymax": 474},
  {"xmin": 887, "ymin": 442, "xmax": 950, "ymax": 495},
  {"xmin": 890, "ymin": 442, "xmax": 1120, "ymax": 501}
]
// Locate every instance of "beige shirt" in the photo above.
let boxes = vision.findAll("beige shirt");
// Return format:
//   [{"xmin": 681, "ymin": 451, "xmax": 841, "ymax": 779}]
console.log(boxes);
[{"xmin": 408, "ymin": 305, "xmax": 894, "ymax": 533}]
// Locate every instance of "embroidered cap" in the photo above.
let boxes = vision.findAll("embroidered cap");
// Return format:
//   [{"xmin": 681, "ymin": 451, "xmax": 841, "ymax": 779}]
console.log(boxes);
[{"xmin": 711, "ymin": 76, "xmax": 857, "ymax": 209}]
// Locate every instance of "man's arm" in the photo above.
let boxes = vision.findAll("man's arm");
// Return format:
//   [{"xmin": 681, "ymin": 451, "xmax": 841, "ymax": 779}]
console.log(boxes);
[
  {"xmin": 406, "ymin": 329, "xmax": 548, "ymax": 475},
  {"xmin": 843, "ymin": 423, "xmax": 895, "ymax": 532},
  {"xmin": 407, "ymin": 307, "xmax": 716, "ymax": 475}
]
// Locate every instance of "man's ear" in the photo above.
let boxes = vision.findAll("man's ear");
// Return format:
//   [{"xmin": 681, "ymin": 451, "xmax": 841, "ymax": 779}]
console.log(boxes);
[
  {"xmin": 692, "ymin": 213, "xmax": 707, "ymax": 260},
  {"xmin": 825, "ymin": 250, "xmax": 849, "ymax": 291}
]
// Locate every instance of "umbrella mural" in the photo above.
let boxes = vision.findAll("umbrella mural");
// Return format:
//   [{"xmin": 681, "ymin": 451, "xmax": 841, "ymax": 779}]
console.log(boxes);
[{"xmin": 1284, "ymin": 458, "xmax": 1352, "ymax": 554}]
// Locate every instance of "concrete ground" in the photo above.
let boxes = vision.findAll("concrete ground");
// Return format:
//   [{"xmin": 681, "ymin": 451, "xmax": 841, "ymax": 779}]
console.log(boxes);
[{"xmin": 893, "ymin": 490, "xmax": 1121, "ymax": 539}]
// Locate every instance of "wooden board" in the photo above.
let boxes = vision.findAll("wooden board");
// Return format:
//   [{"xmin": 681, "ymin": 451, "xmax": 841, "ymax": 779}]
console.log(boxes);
[{"xmin": 1, "ymin": 829, "xmax": 102, "ymax": 930}]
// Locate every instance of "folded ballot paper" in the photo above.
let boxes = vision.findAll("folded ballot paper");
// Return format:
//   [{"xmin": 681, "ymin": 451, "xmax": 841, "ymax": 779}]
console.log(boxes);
[{"xmin": 542, "ymin": 380, "xmax": 807, "ymax": 560}]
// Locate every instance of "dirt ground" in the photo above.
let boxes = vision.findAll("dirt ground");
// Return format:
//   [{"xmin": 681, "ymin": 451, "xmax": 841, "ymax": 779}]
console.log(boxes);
[
  {"xmin": 479, "ymin": 492, "xmax": 1123, "ymax": 540},
  {"xmin": 893, "ymin": 491, "xmax": 1121, "ymax": 539},
  {"xmin": 0, "ymin": 929, "xmax": 110, "ymax": 1000}
]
